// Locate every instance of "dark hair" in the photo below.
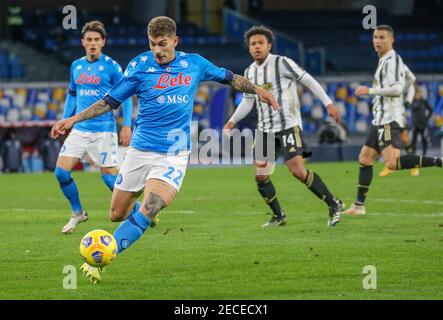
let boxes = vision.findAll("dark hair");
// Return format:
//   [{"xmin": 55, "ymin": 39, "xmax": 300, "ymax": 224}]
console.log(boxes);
[
  {"xmin": 375, "ymin": 24, "xmax": 394, "ymax": 37},
  {"xmin": 81, "ymin": 20, "xmax": 106, "ymax": 39},
  {"xmin": 147, "ymin": 16, "xmax": 176, "ymax": 37},
  {"xmin": 244, "ymin": 25, "xmax": 274, "ymax": 46}
]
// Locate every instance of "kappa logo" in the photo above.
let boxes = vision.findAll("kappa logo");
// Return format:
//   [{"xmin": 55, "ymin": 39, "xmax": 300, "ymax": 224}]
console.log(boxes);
[
  {"xmin": 147, "ymin": 67, "xmax": 157, "ymax": 73},
  {"xmin": 141, "ymin": 56, "xmax": 148, "ymax": 62}
]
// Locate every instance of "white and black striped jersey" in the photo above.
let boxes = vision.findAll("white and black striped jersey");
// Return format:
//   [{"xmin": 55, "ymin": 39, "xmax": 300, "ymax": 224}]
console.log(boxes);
[
  {"xmin": 242, "ymin": 54, "xmax": 306, "ymax": 133},
  {"xmin": 402, "ymin": 63, "xmax": 416, "ymax": 106},
  {"xmin": 371, "ymin": 49, "xmax": 408, "ymax": 126}
]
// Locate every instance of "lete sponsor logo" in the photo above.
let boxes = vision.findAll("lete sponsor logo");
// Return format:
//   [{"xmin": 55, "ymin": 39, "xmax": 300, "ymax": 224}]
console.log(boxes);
[
  {"xmin": 153, "ymin": 72, "xmax": 192, "ymax": 90},
  {"xmin": 76, "ymin": 72, "xmax": 101, "ymax": 84}
]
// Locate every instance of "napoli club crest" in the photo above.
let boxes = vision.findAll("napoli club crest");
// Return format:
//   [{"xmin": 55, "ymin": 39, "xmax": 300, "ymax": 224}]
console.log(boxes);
[{"xmin": 157, "ymin": 95, "xmax": 165, "ymax": 104}]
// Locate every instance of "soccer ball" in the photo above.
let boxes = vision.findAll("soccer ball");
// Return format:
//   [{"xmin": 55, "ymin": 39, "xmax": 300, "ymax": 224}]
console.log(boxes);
[{"xmin": 79, "ymin": 229, "xmax": 117, "ymax": 267}]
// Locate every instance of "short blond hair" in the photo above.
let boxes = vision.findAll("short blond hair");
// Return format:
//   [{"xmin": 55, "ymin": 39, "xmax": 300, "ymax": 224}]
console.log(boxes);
[{"xmin": 147, "ymin": 16, "xmax": 176, "ymax": 37}]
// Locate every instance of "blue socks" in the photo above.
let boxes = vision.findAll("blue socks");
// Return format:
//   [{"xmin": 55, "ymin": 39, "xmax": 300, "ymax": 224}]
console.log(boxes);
[
  {"xmin": 113, "ymin": 210, "xmax": 151, "ymax": 253},
  {"xmin": 101, "ymin": 174, "xmax": 117, "ymax": 191},
  {"xmin": 126, "ymin": 201, "xmax": 141, "ymax": 220},
  {"xmin": 54, "ymin": 167, "xmax": 83, "ymax": 213}
]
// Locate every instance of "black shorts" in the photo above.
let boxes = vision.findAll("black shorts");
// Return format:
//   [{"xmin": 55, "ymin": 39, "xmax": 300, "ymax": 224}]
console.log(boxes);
[
  {"xmin": 254, "ymin": 126, "xmax": 312, "ymax": 162},
  {"xmin": 364, "ymin": 121, "xmax": 403, "ymax": 153}
]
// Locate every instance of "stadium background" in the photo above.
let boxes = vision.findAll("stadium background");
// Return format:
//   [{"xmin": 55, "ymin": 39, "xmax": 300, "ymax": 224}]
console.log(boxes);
[
  {"xmin": 1, "ymin": 0, "xmax": 443, "ymax": 302},
  {"xmin": 0, "ymin": 0, "xmax": 443, "ymax": 170}
]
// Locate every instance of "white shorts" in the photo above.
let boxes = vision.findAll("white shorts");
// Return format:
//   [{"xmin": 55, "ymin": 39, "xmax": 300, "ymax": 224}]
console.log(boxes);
[
  {"xmin": 115, "ymin": 147, "xmax": 189, "ymax": 193},
  {"xmin": 59, "ymin": 129, "xmax": 118, "ymax": 167}
]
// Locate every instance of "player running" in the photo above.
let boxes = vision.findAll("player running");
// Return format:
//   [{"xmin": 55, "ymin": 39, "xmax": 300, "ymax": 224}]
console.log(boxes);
[
  {"xmin": 51, "ymin": 16, "xmax": 280, "ymax": 283},
  {"xmin": 55, "ymin": 21, "xmax": 134, "ymax": 235},
  {"xmin": 343, "ymin": 25, "xmax": 442, "ymax": 216},
  {"xmin": 223, "ymin": 26, "xmax": 344, "ymax": 228},
  {"xmin": 379, "ymin": 64, "xmax": 417, "ymax": 177}
]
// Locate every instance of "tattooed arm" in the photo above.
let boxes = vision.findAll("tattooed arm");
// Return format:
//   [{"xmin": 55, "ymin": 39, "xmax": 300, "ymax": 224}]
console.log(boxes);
[
  {"xmin": 51, "ymin": 99, "xmax": 112, "ymax": 139},
  {"xmin": 229, "ymin": 74, "xmax": 280, "ymax": 111}
]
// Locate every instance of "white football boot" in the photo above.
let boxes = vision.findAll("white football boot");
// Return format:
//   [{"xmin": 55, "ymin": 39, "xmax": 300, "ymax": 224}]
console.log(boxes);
[
  {"xmin": 343, "ymin": 203, "xmax": 366, "ymax": 215},
  {"xmin": 61, "ymin": 211, "xmax": 88, "ymax": 234}
]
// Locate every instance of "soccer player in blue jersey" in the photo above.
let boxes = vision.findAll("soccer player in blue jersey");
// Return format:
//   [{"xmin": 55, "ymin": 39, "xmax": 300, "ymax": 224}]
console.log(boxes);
[
  {"xmin": 51, "ymin": 16, "xmax": 279, "ymax": 283},
  {"xmin": 55, "ymin": 21, "xmax": 133, "ymax": 234}
]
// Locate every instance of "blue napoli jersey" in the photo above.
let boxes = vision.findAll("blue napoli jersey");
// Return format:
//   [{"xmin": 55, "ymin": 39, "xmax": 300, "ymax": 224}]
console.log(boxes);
[
  {"xmin": 68, "ymin": 54, "xmax": 125, "ymax": 132},
  {"xmin": 104, "ymin": 51, "xmax": 232, "ymax": 153}
]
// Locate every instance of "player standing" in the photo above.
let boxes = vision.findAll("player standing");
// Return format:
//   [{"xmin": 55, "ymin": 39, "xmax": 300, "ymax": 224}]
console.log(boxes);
[
  {"xmin": 223, "ymin": 26, "xmax": 344, "ymax": 227},
  {"xmin": 344, "ymin": 25, "xmax": 442, "ymax": 216},
  {"xmin": 55, "ymin": 21, "xmax": 133, "ymax": 234},
  {"xmin": 51, "ymin": 16, "xmax": 280, "ymax": 283}
]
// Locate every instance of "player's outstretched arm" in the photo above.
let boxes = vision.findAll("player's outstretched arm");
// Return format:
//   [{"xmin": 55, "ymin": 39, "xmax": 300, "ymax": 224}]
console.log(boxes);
[
  {"xmin": 230, "ymin": 74, "xmax": 280, "ymax": 111},
  {"xmin": 355, "ymin": 84, "xmax": 402, "ymax": 98},
  {"xmin": 51, "ymin": 99, "xmax": 112, "ymax": 139},
  {"xmin": 298, "ymin": 73, "xmax": 341, "ymax": 123}
]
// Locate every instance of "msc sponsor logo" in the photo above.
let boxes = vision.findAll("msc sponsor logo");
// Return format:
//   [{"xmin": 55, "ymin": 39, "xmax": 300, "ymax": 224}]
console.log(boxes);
[
  {"xmin": 157, "ymin": 95, "xmax": 166, "ymax": 104},
  {"xmin": 79, "ymin": 89, "xmax": 100, "ymax": 96},
  {"xmin": 156, "ymin": 95, "xmax": 190, "ymax": 104},
  {"xmin": 167, "ymin": 95, "xmax": 189, "ymax": 103}
]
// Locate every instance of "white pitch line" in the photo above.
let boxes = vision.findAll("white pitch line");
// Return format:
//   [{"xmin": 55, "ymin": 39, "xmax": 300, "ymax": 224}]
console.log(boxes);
[
  {"xmin": 166, "ymin": 210, "xmax": 195, "ymax": 214},
  {"xmin": 343, "ymin": 198, "xmax": 443, "ymax": 206},
  {"xmin": 0, "ymin": 208, "xmax": 195, "ymax": 214},
  {"xmin": 358, "ymin": 212, "xmax": 443, "ymax": 217}
]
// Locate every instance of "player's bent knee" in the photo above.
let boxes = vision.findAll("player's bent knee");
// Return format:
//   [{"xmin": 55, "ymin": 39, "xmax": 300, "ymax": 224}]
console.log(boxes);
[
  {"xmin": 54, "ymin": 167, "xmax": 72, "ymax": 185},
  {"xmin": 255, "ymin": 175, "xmax": 270, "ymax": 183},
  {"xmin": 289, "ymin": 166, "xmax": 306, "ymax": 181},
  {"xmin": 358, "ymin": 154, "xmax": 372, "ymax": 166},
  {"xmin": 109, "ymin": 207, "xmax": 126, "ymax": 222}
]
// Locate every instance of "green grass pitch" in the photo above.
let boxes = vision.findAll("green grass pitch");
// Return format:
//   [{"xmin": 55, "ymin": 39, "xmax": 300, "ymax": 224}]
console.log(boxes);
[{"xmin": 0, "ymin": 162, "xmax": 442, "ymax": 299}]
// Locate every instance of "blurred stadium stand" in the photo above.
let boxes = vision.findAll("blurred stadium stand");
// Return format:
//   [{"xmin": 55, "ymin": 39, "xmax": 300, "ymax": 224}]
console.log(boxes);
[
  {"xmin": 257, "ymin": 10, "xmax": 443, "ymax": 73},
  {"xmin": 2, "ymin": 78, "xmax": 442, "ymax": 133},
  {"xmin": 1, "ymin": 0, "xmax": 443, "ymax": 171}
]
